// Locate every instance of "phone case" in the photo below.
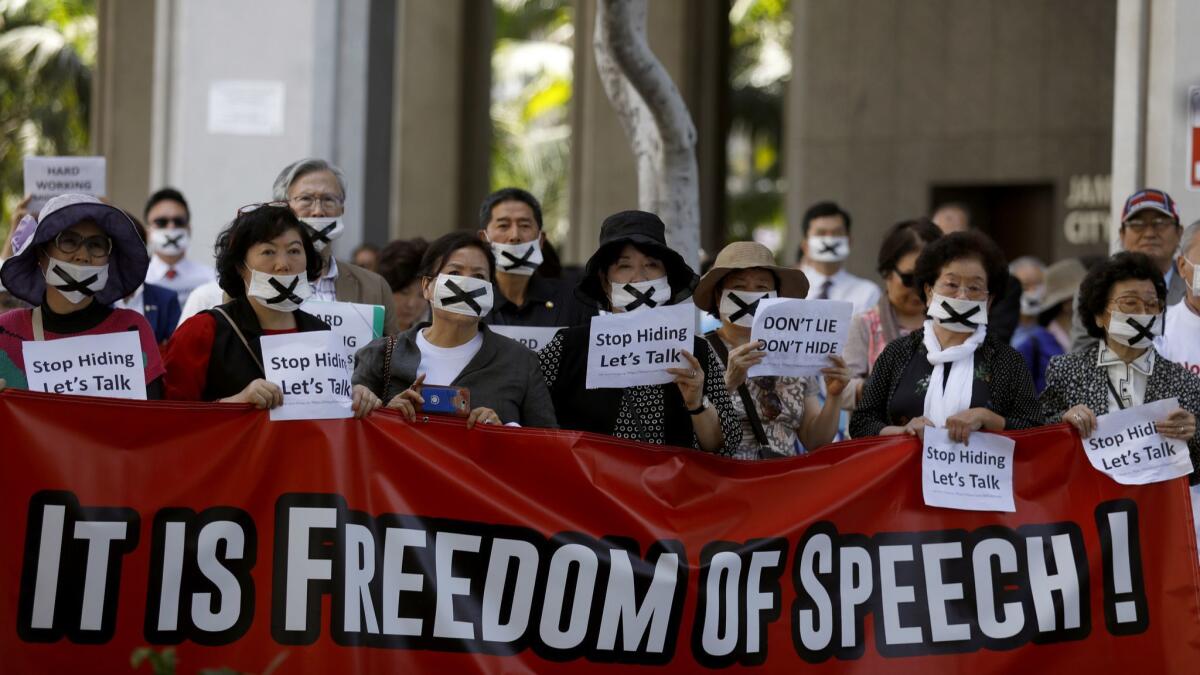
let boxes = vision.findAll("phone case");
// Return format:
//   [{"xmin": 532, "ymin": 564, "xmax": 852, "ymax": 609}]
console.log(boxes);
[{"xmin": 421, "ymin": 385, "xmax": 471, "ymax": 417}]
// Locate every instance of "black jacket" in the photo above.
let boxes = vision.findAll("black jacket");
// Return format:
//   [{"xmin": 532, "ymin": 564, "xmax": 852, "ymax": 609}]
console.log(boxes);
[
  {"xmin": 849, "ymin": 328, "xmax": 1042, "ymax": 438},
  {"xmin": 201, "ymin": 297, "xmax": 329, "ymax": 401}
]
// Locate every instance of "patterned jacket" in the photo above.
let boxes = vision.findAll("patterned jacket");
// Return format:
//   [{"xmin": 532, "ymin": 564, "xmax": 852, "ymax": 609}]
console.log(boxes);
[
  {"xmin": 1040, "ymin": 342, "xmax": 1200, "ymax": 483},
  {"xmin": 848, "ymin": 328, "xmax": 1043, "ymax": 438}
]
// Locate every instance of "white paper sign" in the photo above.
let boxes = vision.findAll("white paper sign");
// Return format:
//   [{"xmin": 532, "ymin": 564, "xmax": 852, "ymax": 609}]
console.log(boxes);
[
  {"xmin": 747, "ymin": 298, "xmax": 853, "ymax": 377},
  {"xmin": 262, "ymin": 331, "xmax": 354, "ymax": 421},
  {"xmin": 586, "ymin": 303, "xmax": 695, "ymax": 389},
  {"xmin": 22, "ymin": 331, "xmax": 146, "ymax": 400},
  {"xmin": 922, "ymin": 428, "xmax": 1016, "ymax": 512},
  {"xmin": 302, "ymin": 300, "xmax": 385, "ymax": 367},
  {"xmin": 1084, "ymin": 398, "xmax": 1193, "ymax": 484},
  {"xmin": 489, "ymin": 325, "xmax": 561, "ymax": 353},
  {"xmin": 207, "ymin": 80, "xmax": 286, "ymax": 136},
  {"xmin": 23, "ymin": 156, "xmax": 106, "ymax": 215}
]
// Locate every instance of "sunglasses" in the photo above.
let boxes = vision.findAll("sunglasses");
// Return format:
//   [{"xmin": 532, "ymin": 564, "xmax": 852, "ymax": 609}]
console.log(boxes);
[
  {"xmin": 151, "ymin": 216, "xmax": 189, "ymax": 228},
  {"xmin": 236, "ymin": 201, "xmax": 291, "ymax": 218},
  {"xmin": 896, "ymin": 271, "xmax": 916, "ymax": 288},
  {"xmin": 53, "ymin": 230, "xmax": 113, "ymax": 258}
]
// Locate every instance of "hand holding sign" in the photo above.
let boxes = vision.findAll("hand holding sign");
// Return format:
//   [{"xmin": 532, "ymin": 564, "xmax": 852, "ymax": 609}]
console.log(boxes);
[
  {"xmin": 225, "ymin": 378, "xmax": 284, "ymax": 409},
  {"xmin": 1081, "ymin": 398, "xmax": 1194, "ymax": 484},
  {"xmin": 922, "ymin": 428, "xmax": 1016, "ymax": 512},
  {"xmin": 666, "ymin": 349, "xmax": 705, "ymax": 409},
  {"xmin": 723, "ymin": 339, "xmax": 766, "ymax": 392}
]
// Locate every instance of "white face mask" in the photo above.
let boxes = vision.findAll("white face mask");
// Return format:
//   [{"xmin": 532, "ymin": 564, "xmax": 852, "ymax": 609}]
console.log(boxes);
[
  {"xmin": 1186, "ymin": 257, "xmax": 1200, "ymax": 297},
  {"xmin": 719, "ymin": 289, "xmax": 777, "ymax": 327},
  {"xmin": 432, "ymin": 274, "xmax": 493, "ymax": 318},
  {"xmin": 807, "ymin": 236, "xmax": 850, "ymax": 263},
  {"xmin": 301, "ymin": 217, "xmax": 344, "ymax": 253},
  {"xmin": 43, "ymin": 260, "xmax": 109, "ymax": 305},
  {"xmin": 1020, "ymin": 285, "xmax": 1045, "ymax": 317},
  {"xmin": 491, "ymin": 239, "xmax": 543, "ymax": 276},
  {"xmin": 1107, "ymin": 311, "xmax": 1163, "ymax": 348},
  {"xmin": 149, "ymin": 228, "xmax": 190, "ymax": 256},
  {"xmin": 609, "ymin": 277, "xmax": 671, "ymax": 313},
  {"xmin": 246, "ymin": 270, "xmax": 312, "ymax": 312},
  {"xmin": 927, "ymin": 293, "xmax": 989, "ymax": 333}
]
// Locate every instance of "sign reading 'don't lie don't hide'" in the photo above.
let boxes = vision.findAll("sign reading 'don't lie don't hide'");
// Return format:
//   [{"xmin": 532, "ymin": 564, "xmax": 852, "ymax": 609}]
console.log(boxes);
[
  {"xmin": 261, "ymin": 330, "xmax": 354, "ymax": 421},
  {"xmin": 748, "ymin": 298, "xmax": 853, "ymax": 378},
  {"xmin": 586, "ymin": 303, "xmax": 695, "ymax": 389},
  {"xmin": 22, "ymin": 331, "xmax": 146, "ymax": 400}
]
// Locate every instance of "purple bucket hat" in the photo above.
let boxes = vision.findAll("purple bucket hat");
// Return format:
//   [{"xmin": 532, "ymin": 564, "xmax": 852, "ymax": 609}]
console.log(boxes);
[{"xmin": 0, "ymin": 193, "xmax": 149, "ymax": 306}]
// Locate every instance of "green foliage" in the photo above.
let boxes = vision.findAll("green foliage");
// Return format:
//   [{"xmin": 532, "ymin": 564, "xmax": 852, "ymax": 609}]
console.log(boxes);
[
  {"xmin": 0, "ymin": 0, "xmax": 94, "ymax": 241},
  {"xmin": 490, "ymin": 0, "xmax": 573, "ymax": 244},
  {"xmin": 725, "ymin": 0, "xmax": 790, "ymax": 250},
  {"xmin": 130, "ymin": 647, "xmax": 176, "ymax": 675}
]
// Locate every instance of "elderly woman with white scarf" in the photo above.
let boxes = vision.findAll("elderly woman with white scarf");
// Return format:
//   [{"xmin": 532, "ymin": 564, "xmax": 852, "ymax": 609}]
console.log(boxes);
[{"xmin": 849, "ymin": 231, "xmax": 1043, "ymax": 441}]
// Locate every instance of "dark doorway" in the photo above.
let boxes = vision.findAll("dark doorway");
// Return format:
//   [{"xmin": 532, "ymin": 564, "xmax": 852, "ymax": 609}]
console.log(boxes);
[{"xmin": 930, "ymin": 184, "xmax": 1056, "ymax": 262}]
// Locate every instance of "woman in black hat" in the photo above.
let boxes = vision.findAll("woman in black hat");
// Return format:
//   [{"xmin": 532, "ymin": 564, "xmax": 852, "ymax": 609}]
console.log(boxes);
[{"xmin": 538, "ymin": 210, "xmax": 740, "ymax": 454}]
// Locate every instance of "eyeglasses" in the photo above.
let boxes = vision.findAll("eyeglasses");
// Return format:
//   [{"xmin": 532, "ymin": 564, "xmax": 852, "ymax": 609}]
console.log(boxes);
[
  {"xmin": 236, "ymin": 201, "xmax": 291, "ymax": 217},
  {"xmin": 53, "ymin": 230, "xmax": 112, "ymax": 258},
  {"xmin": 151, "ymin": 216, "xmax": 188, "ymax": 228},
  {"xmin": 288, "ymin": 194, "xmax": 344, "ymax": 211},
  {"xmin": 1122, "ymin": 217, "xmax": 1178, "ymax": 234},
  {"xmin": 1108, "ymin": 296, "xmax": 1163, "ymax": 314},
  {"xmin": 933, "ymin": 279, "xmax": 988, "ymax": 300}
]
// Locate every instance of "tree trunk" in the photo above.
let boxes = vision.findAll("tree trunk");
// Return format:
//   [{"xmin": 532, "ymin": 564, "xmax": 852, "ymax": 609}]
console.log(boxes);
[{"xmin": 594, "ymin": 0, "xmax": 700, "ymax": 270}]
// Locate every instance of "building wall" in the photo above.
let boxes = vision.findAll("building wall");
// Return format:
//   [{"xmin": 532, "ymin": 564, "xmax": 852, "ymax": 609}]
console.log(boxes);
[{"xmin": 786, "ymin": 0, "xmax": 1117, "ymax": 278}]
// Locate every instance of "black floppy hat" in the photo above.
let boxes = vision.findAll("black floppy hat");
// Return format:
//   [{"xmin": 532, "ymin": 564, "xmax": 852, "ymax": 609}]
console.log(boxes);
[{"xmin": 576, "ymin": 210, "xmax": 699, "ymax": 309}]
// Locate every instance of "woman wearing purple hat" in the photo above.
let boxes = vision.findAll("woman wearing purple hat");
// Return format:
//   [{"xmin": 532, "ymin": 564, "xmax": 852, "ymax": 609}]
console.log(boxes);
[
  {"xmin": 0, "ymin": 194, "xmax": 165, "ymax": 396},
  {"xmin": 538, "ymin": 210, "xmax": 740, "ymax": 455}
]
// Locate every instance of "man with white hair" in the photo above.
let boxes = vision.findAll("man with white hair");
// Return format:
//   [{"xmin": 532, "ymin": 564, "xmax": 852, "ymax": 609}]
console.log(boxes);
[
  {"xmin": 179, "ymin": 159, "xmax": 398, "ymax": 334},
  {"xmin": 1158, "ymin": 220, "xmax": 1200, "ymax": 376}
]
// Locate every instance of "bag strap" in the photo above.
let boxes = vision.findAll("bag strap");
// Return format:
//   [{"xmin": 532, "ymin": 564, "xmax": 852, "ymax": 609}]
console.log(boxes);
[
  {"xmin": 30, "ymin": 307, "xmax": 45, "ymax": 342},
  {"xmin": 212, "ymin": 307, "xmax": 265, "ymax": 375},
  {"xmin": 704, "ymin": 331, "xmax": 774, "ymax": 457},
  {"xmin": 381, "ymin": 335, "xmax": 397, "ymax": 402}
]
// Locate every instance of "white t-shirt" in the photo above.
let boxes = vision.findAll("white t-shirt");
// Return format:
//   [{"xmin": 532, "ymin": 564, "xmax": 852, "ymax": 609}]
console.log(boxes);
[
  {"xmin": 800, "ymin": 265, "xmax": 881, "ymax": 314},
  {"xmin": 1157, "ymin": 302, "xmax": 1200, "ymax": 377},
  {"xmin": 416, "ymin": 329, "xmax": 483, "ymax": 386},
  {"xmin": 177, "ymin": 280, "xmax": 227, "ymax": 327}
]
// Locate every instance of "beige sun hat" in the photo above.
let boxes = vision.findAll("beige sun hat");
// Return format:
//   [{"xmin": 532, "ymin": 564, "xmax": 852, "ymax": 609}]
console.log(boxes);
[
  {"xmin": 694, "ymin": 241, "xmax": 810, "ymax": 313},
  {"xmin": 1041, "ymin": 258, "xmax": 1088, "ymax": 311}
]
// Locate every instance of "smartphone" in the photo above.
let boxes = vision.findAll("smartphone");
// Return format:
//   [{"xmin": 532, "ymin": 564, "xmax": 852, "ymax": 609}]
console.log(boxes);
[{"xmin": 420, "ymin": 385, "xmax": 471, "ymax": 417}]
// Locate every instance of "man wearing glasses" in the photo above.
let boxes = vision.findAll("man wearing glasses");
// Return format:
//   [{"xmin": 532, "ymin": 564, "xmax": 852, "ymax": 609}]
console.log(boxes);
[
  {"xmin": 270, "ymin": 158, "xmax": 398, "ymax": 336},
  {"xmin": 143, "ymin": 188, "xmax": 215, "ymax": 306},
  {"xmin": 1070, "ymin": 188, "xmax": 1187, "ymax": 351}
]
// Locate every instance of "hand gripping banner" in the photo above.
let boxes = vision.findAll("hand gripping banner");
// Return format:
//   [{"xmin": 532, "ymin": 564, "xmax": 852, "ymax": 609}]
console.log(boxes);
[{"xmin": 1, "ymin": 389, "xmax": 1199, "ymax": 673}]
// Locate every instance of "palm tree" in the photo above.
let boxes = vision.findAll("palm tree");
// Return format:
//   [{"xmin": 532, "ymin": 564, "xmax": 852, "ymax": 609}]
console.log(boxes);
[{"xmin": 0, "ymin": 0, "xmax": 95, "ymax": 238}]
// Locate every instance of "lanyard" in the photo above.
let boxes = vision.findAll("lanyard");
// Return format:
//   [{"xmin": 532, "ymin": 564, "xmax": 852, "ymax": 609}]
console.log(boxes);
[{"xmin": 1105, "ymin": 375, "xmax": 1128, "ymax": 410}]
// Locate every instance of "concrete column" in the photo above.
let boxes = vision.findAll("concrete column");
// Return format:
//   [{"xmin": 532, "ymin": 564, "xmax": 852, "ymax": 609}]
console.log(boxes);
[
  {"xmin": 388, "ymin": 0, "xmax": 492, "ymax": 242},
  {"xmin": 93, "ymin": 0, "xmax": 157, "ymax": 218}
]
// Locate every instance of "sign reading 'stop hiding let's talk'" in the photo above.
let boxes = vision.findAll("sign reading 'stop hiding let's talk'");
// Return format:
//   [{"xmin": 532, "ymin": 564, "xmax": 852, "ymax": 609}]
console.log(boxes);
[{"xmin": 586, "ymin": 303, "xmax": 695, "ymax": 389}]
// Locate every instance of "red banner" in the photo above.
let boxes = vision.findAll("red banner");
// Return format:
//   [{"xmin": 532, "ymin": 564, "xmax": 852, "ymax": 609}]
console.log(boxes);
[{"xmin": 2, "ymin": 389, "xmax": 1199, "ymax": 673}]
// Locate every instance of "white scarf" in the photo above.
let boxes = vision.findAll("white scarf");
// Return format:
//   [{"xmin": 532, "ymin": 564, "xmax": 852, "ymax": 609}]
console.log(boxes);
[{"xmin": 922, "ymin": 320, "xmax": 986, "ymax": 426}]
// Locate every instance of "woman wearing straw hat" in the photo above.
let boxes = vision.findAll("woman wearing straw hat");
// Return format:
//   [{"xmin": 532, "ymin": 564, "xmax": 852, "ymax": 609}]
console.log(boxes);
[
  {"xmin": 0, "ymin": 194, "xmax": 165, "ymax": 396},
  {"xmin": 538, "ymin": 210, "xmax": 740, "ymax": 454},
  {"xmin": 694, "ymin": 241, "xmax": 851, "ymax": 458},
  {"xmin": 1015, "ymin": 258, "xmax": 1088, "ymax": 392}
]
